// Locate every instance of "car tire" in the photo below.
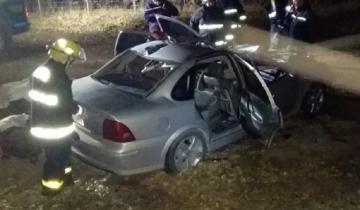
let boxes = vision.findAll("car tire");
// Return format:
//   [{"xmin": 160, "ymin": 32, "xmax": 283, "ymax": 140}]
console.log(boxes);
[
  {"xmin": 165, "ymin": 132, "xmax": 207, "ymax": 175},
  {"xmin": 241, "ymin": 115, "xmax": 262, "ymax": 139},
  {"xmin": 301, "ymin": 84, "xmax": 326, "ymax": 118}
]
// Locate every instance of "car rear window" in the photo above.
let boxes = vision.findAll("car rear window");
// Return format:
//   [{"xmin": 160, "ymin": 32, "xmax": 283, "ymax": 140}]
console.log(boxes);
[{"xmin": 93, "ymin": 50, "xmax": 178, "ymax": 94}]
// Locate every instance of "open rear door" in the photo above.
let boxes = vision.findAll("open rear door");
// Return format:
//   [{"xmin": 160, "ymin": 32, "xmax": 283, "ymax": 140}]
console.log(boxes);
[{"xmin": 234, "ymin": 55, "xmax": 283, "ymax": 146}]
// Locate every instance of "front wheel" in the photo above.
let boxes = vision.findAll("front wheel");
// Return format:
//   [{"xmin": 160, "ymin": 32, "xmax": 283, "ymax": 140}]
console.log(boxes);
[
  {"xmin": 165, "ymin": 132, "xmax": 206, "ymax": 175},
  {"xmin": 301, "ymin": 84, "xmax": 326, "ymax": 118}
]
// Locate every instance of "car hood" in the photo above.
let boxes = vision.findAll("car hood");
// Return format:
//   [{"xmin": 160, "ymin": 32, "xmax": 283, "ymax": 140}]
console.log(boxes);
[{"xmin": 72, "ymin": 76, "xmax": 144, "ymax": 113}]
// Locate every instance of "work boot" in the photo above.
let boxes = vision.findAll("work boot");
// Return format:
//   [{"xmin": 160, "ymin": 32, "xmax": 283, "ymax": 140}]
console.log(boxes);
[
  {"xmin": 41, "ymin": 179, "xmax": 64, "ymax": 196},
  {"xmin": 64, "ymin": 174, "xmax": 74, "ymax": 186},
  {"xmin": 41, "ymin": 185, "xmax": 62, "ymax": 196}
]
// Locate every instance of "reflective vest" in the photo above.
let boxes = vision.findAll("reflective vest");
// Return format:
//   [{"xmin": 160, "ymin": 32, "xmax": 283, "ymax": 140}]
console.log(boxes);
[{"xmin": 29, "ymin": 59, "xmax": 75, "ymax": 140}]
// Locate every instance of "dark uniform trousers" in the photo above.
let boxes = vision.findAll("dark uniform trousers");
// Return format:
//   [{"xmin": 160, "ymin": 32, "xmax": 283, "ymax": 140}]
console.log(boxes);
[
  {"xmin": 283, "ymin": 5, "xmax": 313, "ymax": 55},
  {"xmin": 42, "ymin": 135, "xmax": 72, "ymax": 182}
]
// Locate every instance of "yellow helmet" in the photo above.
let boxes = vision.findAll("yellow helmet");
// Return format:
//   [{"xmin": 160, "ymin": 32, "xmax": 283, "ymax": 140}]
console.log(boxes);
[{"xmin": 48, "ymin": 38, "xmax": 86, "ymax": 64}]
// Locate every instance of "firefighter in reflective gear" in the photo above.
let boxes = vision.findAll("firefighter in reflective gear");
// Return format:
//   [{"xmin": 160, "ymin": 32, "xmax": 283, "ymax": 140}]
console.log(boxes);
[
  {"xmin": 266, "ymin": 0, "xmax": 288, "ymax": 50},
  {"xmin": 29, "ymin": 38, "xmax": 86, "ymax": 195},
  {"xmin": 283, "ymin": 0, "xmax": 314, "ymax": 54},
  {"xmin": 190, "ymin": 0, "xmax": 225, "ymax": 33},
  {"xmin": 217, "ymin": 0, "xmax": 246, "ymax": 23}
]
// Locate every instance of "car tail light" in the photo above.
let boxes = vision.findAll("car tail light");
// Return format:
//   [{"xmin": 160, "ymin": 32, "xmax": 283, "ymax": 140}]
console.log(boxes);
[
  {"xmin": 24, "ymin": 0, "xmax": 29, "ymax": 17},
  {"xmin": 103, "ymin": 119, "xmax": 135, "ymax": 143}
]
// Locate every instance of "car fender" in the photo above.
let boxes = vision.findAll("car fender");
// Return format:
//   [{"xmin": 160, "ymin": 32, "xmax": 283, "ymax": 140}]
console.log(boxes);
[{"xmin": 160, "ymin": 125, "xmax": 210, "ymax": 162}]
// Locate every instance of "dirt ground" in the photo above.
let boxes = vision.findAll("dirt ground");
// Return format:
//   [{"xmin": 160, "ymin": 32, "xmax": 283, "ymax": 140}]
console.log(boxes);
[{"xmin": 1, "ymin": 13, "xmax": 360, "ymax": 210}]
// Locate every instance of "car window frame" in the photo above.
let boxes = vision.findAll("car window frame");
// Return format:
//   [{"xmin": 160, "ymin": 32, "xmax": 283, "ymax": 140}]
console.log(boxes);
[
  {"xmin": 234, "ymin": 54, "xmax": 278, "ymax": 110},
  {"xmin": 171, "ymin": 54, "xmax": 240, "ymax": 101}
]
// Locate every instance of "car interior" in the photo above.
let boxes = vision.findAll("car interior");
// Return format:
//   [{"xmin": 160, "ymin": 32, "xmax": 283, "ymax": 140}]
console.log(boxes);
[{"xmin": 172, "ymin": 59, "xmax": 243, "ymax": 133}]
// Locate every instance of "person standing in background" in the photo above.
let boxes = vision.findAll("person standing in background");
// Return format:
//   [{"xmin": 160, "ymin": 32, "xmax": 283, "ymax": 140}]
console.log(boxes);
[{"xmin": 266, "ymin": 0, "xmax": 289, "ymax": 51}]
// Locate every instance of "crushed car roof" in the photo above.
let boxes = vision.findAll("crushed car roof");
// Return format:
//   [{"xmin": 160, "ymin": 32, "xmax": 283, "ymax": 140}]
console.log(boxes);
[{"xmin": 130, "ymin": 41, "xmax": 214, "ymax": 63}]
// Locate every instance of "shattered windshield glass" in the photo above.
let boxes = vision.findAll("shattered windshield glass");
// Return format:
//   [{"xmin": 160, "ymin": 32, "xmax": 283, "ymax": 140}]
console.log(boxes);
[{"xmin": 93, "ymin": 50, "xmax": 178, "ymax": 93}]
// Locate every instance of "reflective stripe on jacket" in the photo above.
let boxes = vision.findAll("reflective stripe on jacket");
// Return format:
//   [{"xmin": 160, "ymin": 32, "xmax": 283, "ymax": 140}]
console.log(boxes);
[{"xmin": 30, "ymin": 59, "xmax": 76, "ymax": 139}]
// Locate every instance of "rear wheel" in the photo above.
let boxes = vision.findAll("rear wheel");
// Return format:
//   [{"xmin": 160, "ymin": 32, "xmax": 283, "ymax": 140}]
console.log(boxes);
[
  {"xmin": 301, "ymin": 84, "xmax": 326, "ymax": 118},
  {"xmin": 165, "ymin": 132, "xmax": 206, "ymax": 175}
]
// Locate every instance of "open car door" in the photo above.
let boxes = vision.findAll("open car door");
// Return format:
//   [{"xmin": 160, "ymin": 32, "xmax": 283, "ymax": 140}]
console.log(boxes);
[
  {"xmin": 155, "ymin": 15, "xmax": 203, "ymax": 44},
  {"xmin": 114, "ymin": 30, "xmax": 149, "ymax": 56},
  {"xmin": 233, "ymin": 54, "xmax": 283, "ymax": 146}
]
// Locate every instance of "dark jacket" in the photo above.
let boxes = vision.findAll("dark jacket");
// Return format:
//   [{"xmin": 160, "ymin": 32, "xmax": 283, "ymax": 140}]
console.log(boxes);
[
  {"xmin": 144, "ymin": 0, "xmax": 179, "ymax": 25},
  {"xmin": 217, "ymin": 0, "xmax": 245, "ymax": 22},
  {"xmin": 266, "ymin": 0, "xmax": 288, "ymax": 26},
  {"xmin": 284, "ymin": 5, "xmax": 314, "ymax": 43},
  {"xmin": 30, "ymin": 59, "xmax": 75, "ymax": 130},
  {"xmin": 190, "ymin": 6, "xmax": 225, "ymax": 32}
]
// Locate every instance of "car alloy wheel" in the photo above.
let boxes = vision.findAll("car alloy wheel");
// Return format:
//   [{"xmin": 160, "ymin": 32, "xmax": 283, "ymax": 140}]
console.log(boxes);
[
  {"xmin": 302, "ymin": 85, "xmax": 325, "ymax": 117},
  {"xmin": 165, "ymin": 133, "xmax": 206, "ymax": 174},
  {"xmin": 174, "ymin": 135, "xmax": 204, "ymax": 172}
]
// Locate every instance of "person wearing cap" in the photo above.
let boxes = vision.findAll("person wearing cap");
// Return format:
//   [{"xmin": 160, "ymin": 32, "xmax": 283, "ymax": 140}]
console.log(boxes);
[{"xmin": 29, "ymin": 38, "xmax": 86, "ymax": 196}]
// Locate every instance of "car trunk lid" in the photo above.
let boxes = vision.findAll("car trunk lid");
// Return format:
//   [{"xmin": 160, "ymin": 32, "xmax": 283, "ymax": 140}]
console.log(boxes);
[{"xmin": 72, "ymin": 76, "xmax": 143, "ymax": 137}]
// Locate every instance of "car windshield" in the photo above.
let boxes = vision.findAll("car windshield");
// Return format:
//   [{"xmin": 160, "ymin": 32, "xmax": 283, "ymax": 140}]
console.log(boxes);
[{"xmin": 93, "ymin": 50, "xmax": 178, "ymax": 95}]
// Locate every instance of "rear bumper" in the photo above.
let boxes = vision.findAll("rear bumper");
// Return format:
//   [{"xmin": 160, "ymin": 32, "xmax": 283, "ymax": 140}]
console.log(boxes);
[{"xmin": 72, "ymin": 127, "xmax": 168, "ymax": 176}]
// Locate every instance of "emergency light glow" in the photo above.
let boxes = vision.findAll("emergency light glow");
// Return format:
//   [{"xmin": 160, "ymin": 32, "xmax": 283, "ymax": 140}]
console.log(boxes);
[
  {"xmin": 239, "ymin": 15, "xmax": 247, "ymax": 21},
  {"xmin": 224, "ymin": 8, "xmax": 237, "ymax": 15},
  {"xmin": 268, "ymin": 11, "xmax": 277, "ymax": 19},
  {"xmin": 199, "ymin": 24, "xmax": 224, "ymax": 30},
  {"xmin": 30, "ymin": 123, "xmax": 75, "ymax": 140},
  {"xmin": 225, "ymin": 34, "xmax": 234, "ymax": 41},
  {"xmin": 42, "ymin": 179, "xmax": 64, "ymax": 190},
  {"xmin": 29, "ymin": 89, "xmax": 58, "ymax": 106},
  {"xmin": 32, "ymin": 66, "xmax": 51, "ymax": 83}
]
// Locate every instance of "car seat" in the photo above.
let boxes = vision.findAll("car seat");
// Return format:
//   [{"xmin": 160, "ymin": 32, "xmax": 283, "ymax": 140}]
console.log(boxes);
[{"xmin": 194, "ymin": 71, "xmax": 222, "ymax": 131}]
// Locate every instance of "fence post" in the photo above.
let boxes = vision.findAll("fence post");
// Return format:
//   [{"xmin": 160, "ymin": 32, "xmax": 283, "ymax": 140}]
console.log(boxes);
[
  {"xmin": 133, "ymin": 0, "xmax": 137, "ymax": 12},
  {"xmin": 37, "ymin": 0, "xmax": 42, "ymax": 16},
  {"xmin": 84, "ymin": 0, "xmax": 90, "ymax": 15}
]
